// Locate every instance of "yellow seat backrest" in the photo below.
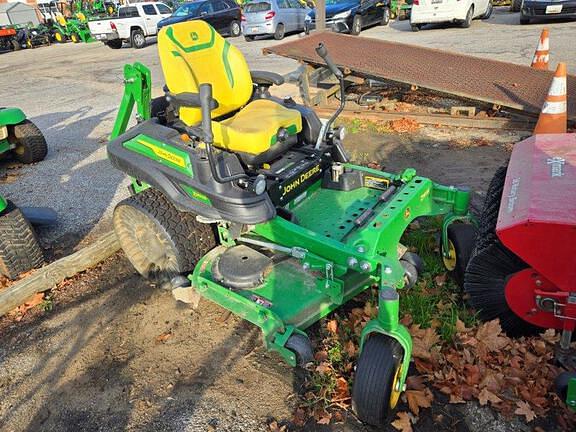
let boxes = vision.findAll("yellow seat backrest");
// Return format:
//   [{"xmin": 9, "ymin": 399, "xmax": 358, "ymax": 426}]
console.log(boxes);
[
  {"xmin": 76, "ymin": 12, "xmax": 87, "ymax": 22},
  {"xmin": 56, "ymin": 14, "xmax": 67, "ymax": 26},
  {"xmin": 157, "ymin": 21, "xmax": 253, "ymax": 126}
]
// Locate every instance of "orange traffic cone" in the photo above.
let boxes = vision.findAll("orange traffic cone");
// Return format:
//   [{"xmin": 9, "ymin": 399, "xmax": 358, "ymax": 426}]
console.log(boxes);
[
  {"xmin": 534, "ymin": 62, "xmax": 567, "ymax": 135},
  {"xmin": 531, "ymin": 28, "xmax": 550, "ymax": 70}
]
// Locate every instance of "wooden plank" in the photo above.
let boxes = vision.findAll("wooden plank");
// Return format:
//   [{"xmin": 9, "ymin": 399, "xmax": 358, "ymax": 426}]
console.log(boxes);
[
  {"xmin": 0, "ymin": 231, "xmax": 120, "ymax": 317},
  {"xmin": 313, "ymin": 107, "xmax": 535, "ymax": 131}
]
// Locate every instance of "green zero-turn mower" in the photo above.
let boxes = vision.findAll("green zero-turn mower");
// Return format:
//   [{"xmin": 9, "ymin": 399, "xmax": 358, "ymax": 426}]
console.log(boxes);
[
  {"xmin": 107, "ymin": 21, "xmax": 474, "ymax": 426},
  {"xmin": 0, "ymin": 107, "xmax": 48, "ymax": 164},
  {"xmin": 0, "ymin": 108, "xmax": 48, "ymax": 279}
]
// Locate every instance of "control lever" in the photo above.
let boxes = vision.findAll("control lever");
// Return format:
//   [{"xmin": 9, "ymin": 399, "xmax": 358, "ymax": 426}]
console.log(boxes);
[
  {"xmin": 199, "ymin": 83, "xmax": 247, "ymax": 184},
  {"xmin": 314, "ymin": 43, "xmax": 346, "ymax": 150}
]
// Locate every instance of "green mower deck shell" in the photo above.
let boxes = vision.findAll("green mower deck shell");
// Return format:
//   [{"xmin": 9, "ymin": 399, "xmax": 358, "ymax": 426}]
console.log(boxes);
[{"xmin": 0, "ymin": 108, "xmax": 27, "ymax": 154}]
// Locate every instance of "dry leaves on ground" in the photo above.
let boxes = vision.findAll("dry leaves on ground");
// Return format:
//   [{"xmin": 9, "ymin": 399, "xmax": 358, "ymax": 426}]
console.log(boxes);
[{"xmin": 389, "ymin": 118, "xmax": 420, "ymax": 133}]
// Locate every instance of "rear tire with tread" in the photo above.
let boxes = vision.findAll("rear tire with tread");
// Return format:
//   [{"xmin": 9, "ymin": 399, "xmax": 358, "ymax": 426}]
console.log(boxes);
[
  {"xmin": 0, "ymin": 201, "xmax": 44, "ymax": 280},
  {"xmin": 229, "ymin": 20, "xmax": 241, "ymax": 37},
  {"xmin": 351, "ymin": 15, "xmax": 362, "ymax": 35},
  {"xmin": 9, "ymin": 120, "xmax": 48, "ymax": 164},
  {"xmin": 274, "ymin": 23, "xmax": 285, "ymax": 40},
  {"xmin": 113, "ymin": 188, "xmax": 217, "ymax": 282},
  {"xmin": 131, "ymin": 29, "xmax": 146, "ymax": 49},
  {"xmin": 510, "ymin": 0, "xmax": 522, "ymax": 12},
  {"xmin": 382, "ymin": 7, "xmax": 390, "ymax": 26},
  {"xmin": 106, "ymin": 39, "xmax": 123, "ymax": 49},
  {"xmin": 462, "ymin": 6, "xmax": 474, "ymax": 28}
]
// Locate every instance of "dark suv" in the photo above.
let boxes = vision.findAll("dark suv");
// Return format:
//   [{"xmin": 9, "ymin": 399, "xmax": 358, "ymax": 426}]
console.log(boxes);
[
  {"xmin": 157, "ymin": 0, "xmax": 242, "ymax": 36},
  {"xmin": 305, "ymin": 0, "xmax": 391, "ymax": 35}
]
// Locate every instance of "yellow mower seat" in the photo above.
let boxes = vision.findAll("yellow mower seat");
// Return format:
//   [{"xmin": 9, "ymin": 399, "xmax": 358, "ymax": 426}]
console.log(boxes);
[{"xmin": 157, "ymin": 21, "xmax": 302, "ymax": 156}]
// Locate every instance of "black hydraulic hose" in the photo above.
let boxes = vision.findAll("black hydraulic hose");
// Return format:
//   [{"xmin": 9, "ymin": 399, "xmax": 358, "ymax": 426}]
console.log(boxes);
[{"xmin": 199, "ymin": 84, "xmax": 247, "ymax": 184}]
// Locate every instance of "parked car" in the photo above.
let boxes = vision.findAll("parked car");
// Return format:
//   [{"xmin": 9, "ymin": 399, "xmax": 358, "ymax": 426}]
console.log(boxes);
[
  {"xmin": 520, "ymin": 0, "xmax": 576, "ymax": 24},
  {"xmin": 88, "ymin": 2, "xmax": 173, "ymax": 49},
  {"xmin": 157, "ymin": 0, "xmax": 242, "ymax": 37},
  {"xmin": 304, "ymin": 0, "xmax": 391, "ymax": 36},
  {"xmin": 242, "ymin": 0, "xmax": 309, "ymax": 41},
  {"xmin": 409, "ymin": 0, "xmax": 493, "ymax": 31}
]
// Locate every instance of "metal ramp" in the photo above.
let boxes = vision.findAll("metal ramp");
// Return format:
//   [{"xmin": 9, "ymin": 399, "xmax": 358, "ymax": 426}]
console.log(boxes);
[{"xmin": 264, "ymin": 32, "xmax": 576, "ymax": 120}]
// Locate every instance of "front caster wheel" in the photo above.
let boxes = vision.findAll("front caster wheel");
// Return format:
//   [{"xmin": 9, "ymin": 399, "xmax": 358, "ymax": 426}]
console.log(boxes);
[
  {"xmin": 352, "ymin": 334, "xmax": 403, "ymax": 426},
  {"xmin": 442, "ymin": 223, "xmax": 476, "ymax": 288},
  {"xmin": 285, "ymin": 333, "xmax": 314, "ymax": 367}
]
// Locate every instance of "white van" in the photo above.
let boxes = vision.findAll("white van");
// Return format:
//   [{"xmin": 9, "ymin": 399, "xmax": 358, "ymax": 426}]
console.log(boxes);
[{"xmin": 409, "ymin": 0, "xmax": 493, "ymax": 31}]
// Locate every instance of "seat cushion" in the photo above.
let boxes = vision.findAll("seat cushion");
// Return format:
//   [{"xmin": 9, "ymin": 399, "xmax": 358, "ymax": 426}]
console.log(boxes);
[{"xmin": 212, "ymin": 99, "xmax": 302, "ymax": 155}]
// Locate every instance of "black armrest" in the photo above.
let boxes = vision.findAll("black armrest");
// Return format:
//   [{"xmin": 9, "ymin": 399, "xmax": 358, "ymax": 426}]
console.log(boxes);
[
  {"xmin": 250, "ymin": 71, "xmax": 285, "ymax": 86},
  {"xmin": 166, "ymin": 92, "xmax": 219, "ymax": 110}
]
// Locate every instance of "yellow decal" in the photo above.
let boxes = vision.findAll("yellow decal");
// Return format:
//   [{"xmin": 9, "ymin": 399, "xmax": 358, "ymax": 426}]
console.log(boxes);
[
  {"xmin": 281, "ymin": 165, "xmax": 321, "ymax": 197},
  {"xmin": 364, "ymin": 175, "xmax": 390, "ymax": 191},
  {"xmin": 404, "ymin": 207, "xmax": 411, "ymax": 219},
  {"xmin": 137, "ymin": 139, "xmax": 186, "ymax": 168},
  {"xmin": 420, "ymin": 189, "xmax": 430, "ymax": 201}
]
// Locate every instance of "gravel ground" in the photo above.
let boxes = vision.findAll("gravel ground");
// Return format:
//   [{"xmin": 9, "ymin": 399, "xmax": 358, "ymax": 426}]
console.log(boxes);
[{"xmin": 0, "ymin": 7, "xmax": 574, "ymax": 244}]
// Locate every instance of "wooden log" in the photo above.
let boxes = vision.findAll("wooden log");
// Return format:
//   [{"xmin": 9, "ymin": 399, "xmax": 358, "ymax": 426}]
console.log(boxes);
[
  {"xmin": 0, "ymin": 231, "xmax": 120, "ymax": 317},
  {"xmin": 313, "ymin": 107, "xmax": 535, "ymax": 131}
]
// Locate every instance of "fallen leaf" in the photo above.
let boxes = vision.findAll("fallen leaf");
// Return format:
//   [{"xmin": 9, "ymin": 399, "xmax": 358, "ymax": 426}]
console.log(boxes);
[
  {"xmin": 410, "ymin": 325, "xmax": 440, "ymax": 360},
  {"xmin": 314, "ymin": 351, "xmax": 328, "ymax": 362},
  {"xmin": 334, "ymin": 377, "xmax": 350, "ymax": 400},
  {"xmin": 155, "ymin": 332, "xmax": 172, "ymax": 343},
  {"xmin": 316, "ymin": 362, "xmax": 331, "ymax": 374},
  {"xmin": 292, "ymin": 408, "xmax": 306, "ymax": 427},
  {"xmin": 405, "ymin": 389, "xmax": 432, "ymax": 415},
  {"xmin": 478, "ymin": 387, "xmax": 502, "ymax": 406},
  {"xmin": 406, "ymin": 375, "xmax": 426, "ymax": 390},
  {"xmin": 514, "ymin": 401, "xmax": 536, "ymax": 422},
  {"xmin": 327, "ymin": 320, "xmax": 338, "ymax": 335},
  {"xmin": 391, "ymin": 412, "xmax": 412, "ymax": 432},
  {"xmin": 476, "ymin": 320, "xmax": 509, "ymax": 352},
  {"xmin": 16, "ymin": 292, "xmax": 45, "ymax": 316},
  {"xmin": 344, "ymin": 340, "xmax": 356, "ymax": 358},
  {"xmin": 434, "ymin": 273, "xmax": 447, "ymax": 287}
]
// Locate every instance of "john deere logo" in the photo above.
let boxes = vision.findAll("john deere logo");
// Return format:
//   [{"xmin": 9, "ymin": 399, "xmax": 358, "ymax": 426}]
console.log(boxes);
[{"xmin": 190, "ymin": 32, "xmax": 199, "ymax": 41}]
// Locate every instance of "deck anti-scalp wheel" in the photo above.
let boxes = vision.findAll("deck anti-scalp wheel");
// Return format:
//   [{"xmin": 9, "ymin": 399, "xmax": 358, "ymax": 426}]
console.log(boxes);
[
  {"xmin": 0, "ymin": 201, "xmax": 44, "ymax": 280},
  {"xmin": 352, "ymin": 334, "xmax": 403, "ymax": 426},
  {"xmin": 9, "ymin": 120, "xmax": 48, "ymax": 164},
  {"xmin": 285, "ymin": 333, "xmax": 314, "ymax": 367},
  {"xmin": 442, "ymin": 223, "xmax": 476, "ymax": 288},
  {"xmin": 113, "ymin": 188, "xmax": 217, "ymax": 283}
]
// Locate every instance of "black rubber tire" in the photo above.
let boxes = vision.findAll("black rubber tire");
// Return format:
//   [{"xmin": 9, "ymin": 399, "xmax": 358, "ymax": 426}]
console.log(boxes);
[
  {"xmin": 285, "ymin": 333, "xmax": 314, "ymax": 367},
  {"xmin": 443, "ymin": 223, "xmax": 476, "ymax": 288},
  {"xmin": 510, "ymin": 0, "xmax": 522, "ymax": 12},
  {"xmin": 0, "ymin": 201, "xmax": 44, "ymax": 280},
  {"xmin": 352, "ymin": 334, "xmax": 403, "ymax": 427},
  {"xmin": 106, "ymin": 39, "xmax": 123, "ymax": 49},
  {"xmin": 350, "ymin": 15, "xmax": 362, "ymax": 35},
  {"xmin": 462, "ymin": 6, "xmax": 474, "ymax": 28},
  {"xmin": 150, "ymin": 96, "xmax": 169, "ymax": 125},
  {"xmin": 113, "ymin": 188, "xmax": 217, "ymax": 281},
  {"xmin": 381, "ymin": 7, "xmax": 390, "ymax": 26},
  {"xmin": 131, "ymin": 29, "xmax": 146, "ymax": 49},
  {"xmin": 481, "ymin": 2, "xmax": 493, "ymax": 19},
  {"xmin": 9, "ymin": 120, "xmax": 48, "ymax": 164},
  {"xmin": 53, "ymin": 30, "xmax": 65, "ymax": 43},
  {"xmin": 400, "ymin": 260, "xmax": 418, "ymax": 289},
  {"xmin": 401, "ymin": 251, "xmax": 424, "ymax": 274},
  {"xmin": 229, "ymin": 20, "xmax": 241, "ymax": 37},
  {"xmin": 244, "ymin": 35, "xmax": 255, "ymax": 42},
  {"xmin": 70, "ymin": 33, "xmax": 80, "ymax": 43},
  {"xmin": 520, "ymin": 16, "xmax": 530, "ymax": 25},
  {"xmin": 11, "ymin": 39, "xmax": 21, "ymax": 51},
  {"xmin": 554, "ymin": 372, "xmax": 576, "ymax": 403},
  {"xmin": 410, "ymin": 23, "xmax": 420, "ymax": 32},
  {"xmin": 274, "ymin": 23, "xmax": 285, "ymax": 40}
]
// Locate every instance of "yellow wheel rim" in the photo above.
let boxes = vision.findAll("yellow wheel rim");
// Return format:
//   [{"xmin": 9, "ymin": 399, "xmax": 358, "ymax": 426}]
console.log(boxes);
[
  {"xmin": 389, "ymin": 364, "xmax": 403, "ymax": 409},
  {"xmin": 443, "ymin": 239, "xmax": 457, "ymax": 271},
  {"xmin": 55, "ymin": 33, "xmax": 62, "ymax": 42},
  {"xmin": 14, "ymin": 145, "xmax": 25, "ymax": 156},
  {"xmin": 27, "ymin": 40, "xmax": 32, "ymax": 48},
  {"xmin": 72, "ymin": 35, "xmax": 78, "ymax": 43}
]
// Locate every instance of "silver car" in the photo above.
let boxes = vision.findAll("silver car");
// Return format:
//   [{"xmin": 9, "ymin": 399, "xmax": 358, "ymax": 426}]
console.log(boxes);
[{"xmin": 242, "ymin": 0, "xmax": 309, "ymax": 41}]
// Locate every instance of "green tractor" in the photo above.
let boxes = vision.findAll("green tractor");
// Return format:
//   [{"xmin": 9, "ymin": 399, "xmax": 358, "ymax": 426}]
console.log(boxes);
[
  {"xmin": 49, "ymin": 1, "xmax": 94, "ymax": 44},
  {"xmin": 107, "ymin": 21, "xmax": 475, "ymax": 426},
  {"xmin": 0, "ymin": 108, "xmax": 47, "ymax": 164},
  {"xmin": 0, "ymin": 108, "xmax": 48, "ymax": 279}
]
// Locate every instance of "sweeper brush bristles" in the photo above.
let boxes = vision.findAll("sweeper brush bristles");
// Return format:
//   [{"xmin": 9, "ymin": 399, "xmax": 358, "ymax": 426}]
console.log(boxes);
[
  {"xmin": 465, "ymin": 242, "xmax": 540, "ymax": 337},
  {"xmin": 464, "ymin": 166, "xmax": 540, "ymax": 337}
]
